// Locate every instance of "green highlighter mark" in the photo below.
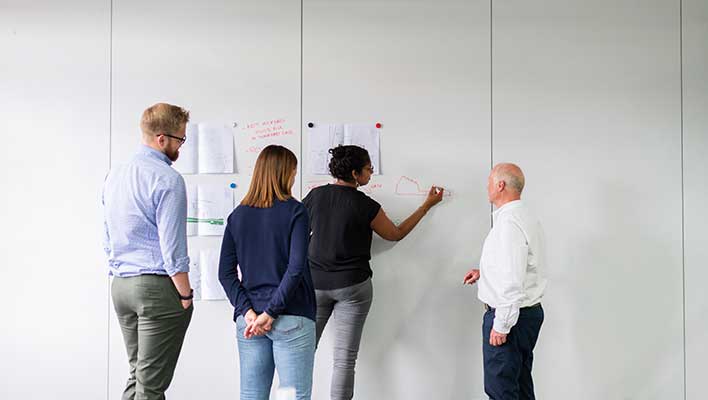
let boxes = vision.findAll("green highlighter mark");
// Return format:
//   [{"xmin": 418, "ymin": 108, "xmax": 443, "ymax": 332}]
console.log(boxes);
[{"xmin": 186, "ymin": 217, "xmax": 224, "ymax": 226}]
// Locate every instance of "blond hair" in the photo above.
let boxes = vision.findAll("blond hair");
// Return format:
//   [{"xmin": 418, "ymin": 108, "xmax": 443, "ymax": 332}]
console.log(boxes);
[
  {"xmin": 140, "ymin": 103, "xmax": 190, "ymax": 137},
  {"xmin": 241, "ymin": 145, "xmax": 298, "ymax": 208}
]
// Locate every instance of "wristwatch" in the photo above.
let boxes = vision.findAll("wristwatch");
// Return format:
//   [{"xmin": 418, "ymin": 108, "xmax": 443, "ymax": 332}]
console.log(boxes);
[{"xmin": 179, "ymin": 289, "xmax": 194, "ymax": 301}]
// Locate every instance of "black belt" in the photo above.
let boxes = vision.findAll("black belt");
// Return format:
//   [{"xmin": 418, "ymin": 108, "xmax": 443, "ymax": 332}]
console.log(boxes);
[{"xmin": 484, "ymin": 302, "xmax": 541, "ymax": 311}]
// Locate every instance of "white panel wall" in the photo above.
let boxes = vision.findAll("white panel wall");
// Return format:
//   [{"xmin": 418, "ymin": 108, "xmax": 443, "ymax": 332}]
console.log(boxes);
[
  {"xmin": 302, "ymin": 1, "xmax": 491, "ymax": 399},
  {"xmin": 3, "ymin": 1, "xmax": 707, "ymax": 399},
  {"xmin": 683, "ymin": 1, "xmax": 708, "ymax": 399},
  {"xmin": 492, "ymin": 1, "xmax": 684, "ymax": 399},
  {"xmin": 0, "ymin": 1, "xmax": 110, "ymax": 399},
  {"xmin": 108, "ymin": 1, "xmax": 301, "ymax": 399}
]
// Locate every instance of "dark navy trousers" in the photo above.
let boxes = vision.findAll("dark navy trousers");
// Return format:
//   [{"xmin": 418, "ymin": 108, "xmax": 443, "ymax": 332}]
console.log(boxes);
[{"xmin": 482, "ymin": 305, "xmax": 544, "ymax": 400}]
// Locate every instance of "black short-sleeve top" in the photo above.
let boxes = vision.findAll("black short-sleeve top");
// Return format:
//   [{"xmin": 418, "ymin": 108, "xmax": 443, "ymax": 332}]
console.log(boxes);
[{"xmin": 302, "ymin": 184, "xmax": 382, "ymax": 290}]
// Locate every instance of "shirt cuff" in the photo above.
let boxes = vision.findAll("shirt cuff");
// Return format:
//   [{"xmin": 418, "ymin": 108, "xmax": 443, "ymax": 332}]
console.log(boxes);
[
  {"xmin": 492, "ymin": 317, "xmax": 512, "ymax": 335},
  {"xmin": 164, "ymin": 255, "xmax": 191, "ymax": 276}
]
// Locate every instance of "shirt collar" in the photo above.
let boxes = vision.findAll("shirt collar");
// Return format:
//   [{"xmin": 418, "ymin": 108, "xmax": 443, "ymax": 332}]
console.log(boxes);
[
  {"xmin": 138, "ymin": 144, "xmax": 172, "ymax": 166},
  {"xmin": 492, "ymin": 199, "xmax": 523, "ymax": 220}
]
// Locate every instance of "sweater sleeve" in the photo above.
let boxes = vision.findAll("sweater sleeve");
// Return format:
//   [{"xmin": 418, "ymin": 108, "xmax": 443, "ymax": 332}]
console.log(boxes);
[
  {"xmin": 218, "ymin": 218, "xmax": 253, "ymax": 316},
  {"xmin": 263, "ymin": 204, "xmax": 310, "ymax": 318}
]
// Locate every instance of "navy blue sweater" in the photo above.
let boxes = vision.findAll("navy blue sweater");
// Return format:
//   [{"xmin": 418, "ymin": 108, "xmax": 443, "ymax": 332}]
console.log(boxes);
[{"xmin": 218, "ymin": 198, "xmax": 316, "ymax": 322}]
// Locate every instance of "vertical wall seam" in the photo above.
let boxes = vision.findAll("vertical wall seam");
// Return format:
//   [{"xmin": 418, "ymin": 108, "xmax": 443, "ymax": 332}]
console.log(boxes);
[
  {"xmin": 489, "ymin": 0, "xmax": 494, "ymax": 228},
  {"xmin": 300, "ymin": 0, "xmax": 304, "ymax": 198},
  {"xmin": 680, "ymin": 0, "xmax": 687, "ymax": 398},
  {"xmin": 106, "ymin": 0, "xmax": 113, "ymax": 398},
  {"xmin": 108, "ymin": 0, "xmax": 113, "ymax": 172}
]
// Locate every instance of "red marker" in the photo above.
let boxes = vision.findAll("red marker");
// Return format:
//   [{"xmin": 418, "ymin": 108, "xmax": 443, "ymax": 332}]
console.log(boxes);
[{"xmin": 375, "ymin": 122, "xmax": 382, "ymax": 129}]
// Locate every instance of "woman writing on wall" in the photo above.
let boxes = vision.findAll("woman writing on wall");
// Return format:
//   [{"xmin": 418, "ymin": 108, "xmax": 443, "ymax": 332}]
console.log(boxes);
[
  {"xmin": 302, "ymin": 145, "xmax": 444, "ymax": 400},
  {"xmin": 219, "ymin": 145, "xmax": 316, "ymax": 400}
]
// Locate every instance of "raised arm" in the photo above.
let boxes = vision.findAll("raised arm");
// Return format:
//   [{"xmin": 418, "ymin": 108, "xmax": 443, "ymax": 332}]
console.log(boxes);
[{"xmin": 371, "ymin": 186, "xmax": 444, "ymax": 241}]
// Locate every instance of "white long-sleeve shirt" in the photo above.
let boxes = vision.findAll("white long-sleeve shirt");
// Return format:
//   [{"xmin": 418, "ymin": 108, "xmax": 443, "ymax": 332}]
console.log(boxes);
[{"xmin": 478, "ymin": 200, "xmax": 547, "ymax": 334}]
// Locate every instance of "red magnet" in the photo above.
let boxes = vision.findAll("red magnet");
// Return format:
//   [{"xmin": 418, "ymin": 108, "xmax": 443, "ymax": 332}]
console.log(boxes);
[{"xmin": 375, "ymin": 123, "xmax": 382, "ymax": 129}]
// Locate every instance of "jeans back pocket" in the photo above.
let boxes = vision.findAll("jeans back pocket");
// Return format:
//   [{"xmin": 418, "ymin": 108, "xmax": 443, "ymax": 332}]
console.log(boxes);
[{"xmin": 272, "ymin": 315, "xmax": 303, "ymax": 335}]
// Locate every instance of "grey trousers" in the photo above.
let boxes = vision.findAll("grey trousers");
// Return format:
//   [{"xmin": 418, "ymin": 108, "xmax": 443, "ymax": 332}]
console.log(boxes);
[
  {"xmin": 112, "ymin": 275, "xmax": 193, "ymax": 400},
  {"xmin": 315, "ymin": 278, "xmax": 373, "ymax": 400}
]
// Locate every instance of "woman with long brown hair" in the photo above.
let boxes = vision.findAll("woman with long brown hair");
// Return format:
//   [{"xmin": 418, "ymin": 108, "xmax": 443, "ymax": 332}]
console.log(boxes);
[{"xmin": 219, "ymin": 144, "xmax": 316, "ymax": 400}]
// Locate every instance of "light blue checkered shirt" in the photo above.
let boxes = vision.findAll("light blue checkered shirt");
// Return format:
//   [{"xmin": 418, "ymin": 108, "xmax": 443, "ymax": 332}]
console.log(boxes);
[{"xmin": 102, "ymin": 145, "xmax": 190, "ymax": 277}]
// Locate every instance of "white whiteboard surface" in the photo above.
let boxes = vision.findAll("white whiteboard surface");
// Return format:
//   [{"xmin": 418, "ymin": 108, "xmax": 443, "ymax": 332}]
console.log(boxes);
[
  {"xmin": 683, "ymin": 0, "xmax": 708, "ymax": 398},
  {"xmin": 2, "ymin": 1, "xmax": 703, "ymax": 399},
  {"xmin": 0, "ymin": 1, "xmax": 110, "ymax": 399},
  {"xmin": 108, "ymin": 1, "xmax": 301, "ymax": 399},
  {"xmin": 302, "ymin": 1, "xmax": 491, "ymax": 399},
  {"xmin": 493, "ymin": 1, "xmax": 683, "ymax": 399}
]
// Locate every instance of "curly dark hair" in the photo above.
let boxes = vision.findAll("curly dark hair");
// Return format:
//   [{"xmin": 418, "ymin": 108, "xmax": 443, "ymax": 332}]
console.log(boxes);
[{"xmin": 328, "ymin": 145, "xmax": 371, "ymax": 183}]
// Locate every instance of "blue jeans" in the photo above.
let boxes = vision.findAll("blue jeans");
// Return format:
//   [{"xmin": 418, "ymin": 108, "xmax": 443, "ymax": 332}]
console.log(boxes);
[{"xmin": 236, "ymin": 314, "xmax": 316, "ymax": 400}]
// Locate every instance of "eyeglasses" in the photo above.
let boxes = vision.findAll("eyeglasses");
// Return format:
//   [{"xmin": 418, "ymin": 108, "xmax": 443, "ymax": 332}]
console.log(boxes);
[{"xmin": 160, "ymin": 133, "xmax": 187, "ymax": 145}]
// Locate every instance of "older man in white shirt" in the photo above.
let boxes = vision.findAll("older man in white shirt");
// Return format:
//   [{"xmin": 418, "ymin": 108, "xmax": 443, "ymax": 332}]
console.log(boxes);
[{"xmin": 464, "ymin": 163, "xmax": 547, "ymax": 400}]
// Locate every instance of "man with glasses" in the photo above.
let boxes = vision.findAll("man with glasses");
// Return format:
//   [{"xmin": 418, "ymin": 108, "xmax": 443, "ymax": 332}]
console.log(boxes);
[{"xmin": 102, "ymin": 102, "xmax": 194, "ymax": 400}]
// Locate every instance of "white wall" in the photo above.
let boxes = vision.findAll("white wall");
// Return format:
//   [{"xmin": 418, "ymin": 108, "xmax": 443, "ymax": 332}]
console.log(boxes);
[
  {"xmin": 492, "ymin": 1, "xmax": 684, "ymax": 398},
  {"xmin": 107, "ymin": 1, "xmax": 301, "ymax": 399},
  {"xmin": 0, "ymin": 1, "xmax": 110, "ymax": 399},
  {"xmin": 683, "ymin": 0, "xmax": 708, "ymax": 399},
  {"xmin": 2, "ymin": 1, "xmax": 706, "ymax": 399},
  {"xmin": 302, "ymin": 1, "xmax": 491, "ymax": 398}
]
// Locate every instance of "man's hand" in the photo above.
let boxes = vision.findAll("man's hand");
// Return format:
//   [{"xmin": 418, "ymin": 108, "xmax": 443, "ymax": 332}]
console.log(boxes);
[
  {"xmin": 463, "ymin": 268, "xmax": 480, "ymax": 285},
  {"xmin": 171, "ymin": 272, "xmax": 193, "ymax": 310},
  {"xmin": 244, "ymin": 312, "xmax": 274, "ymax": 339},
  {"xmin": 490, "ymin": 329, "xmax": 507, "ymax": 346}
]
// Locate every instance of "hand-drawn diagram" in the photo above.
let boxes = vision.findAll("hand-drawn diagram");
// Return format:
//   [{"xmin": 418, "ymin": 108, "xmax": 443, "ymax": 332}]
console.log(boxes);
[
  {"xmin": 359, "ymin": 183, "xmax": 383, "ymax": 195},
  {"xmin": 394, "ymin": 176, "xmax": 451, "ymax": 197},
  {"xmin": 239, "ymin": 118, "xmax": 297, "ymax": 173},
  {"xmin": 243, "ymin": 118, "xmax": 295, "ymax": 141}
]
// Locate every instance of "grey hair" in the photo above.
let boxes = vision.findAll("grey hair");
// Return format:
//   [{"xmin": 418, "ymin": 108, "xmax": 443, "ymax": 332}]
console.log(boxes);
[{"xmin": 492, "ymin": 163, "xmax": 525, "ymax": 194}]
